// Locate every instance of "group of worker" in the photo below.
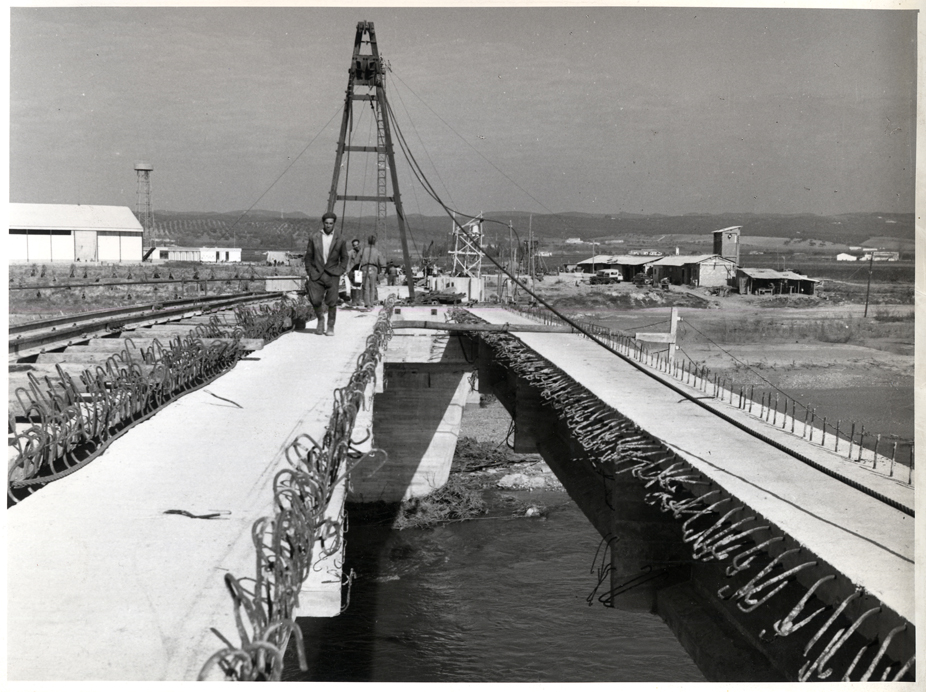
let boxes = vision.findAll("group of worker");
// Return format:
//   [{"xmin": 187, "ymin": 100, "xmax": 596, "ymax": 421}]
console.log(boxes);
[{"xmin": 302, "ymin": 211, "xmax": 401, "ymax": 336}]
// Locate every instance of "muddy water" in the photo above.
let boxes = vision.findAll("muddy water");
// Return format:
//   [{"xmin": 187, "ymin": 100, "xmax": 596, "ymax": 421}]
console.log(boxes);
[{"xmin": 287, "ymin": 490, "xmax": 705, "ymax": 682}]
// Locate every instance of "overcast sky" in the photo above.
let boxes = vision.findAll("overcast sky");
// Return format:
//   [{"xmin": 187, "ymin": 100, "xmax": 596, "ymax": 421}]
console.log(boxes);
[{"xmin": 8, "ymin": 5, "xmax": 918, "ymax": 218}]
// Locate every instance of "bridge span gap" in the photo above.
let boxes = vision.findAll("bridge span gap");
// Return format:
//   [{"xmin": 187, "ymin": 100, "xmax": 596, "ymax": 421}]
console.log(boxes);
[{"xmin": 452, "ymin": 305, "xmax": 914, "ymax": 682}]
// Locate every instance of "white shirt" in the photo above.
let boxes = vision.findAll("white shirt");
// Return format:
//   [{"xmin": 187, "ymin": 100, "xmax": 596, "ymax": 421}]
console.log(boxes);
[{"xmin": 321, "ymin": 231, "xmax": 334, "ymax": 263}]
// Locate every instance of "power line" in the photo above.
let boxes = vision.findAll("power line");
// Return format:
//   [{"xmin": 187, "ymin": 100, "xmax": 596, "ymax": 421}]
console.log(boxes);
[{"xmin": 226, "ymin": 105, "xmax": 342, "ymax": 237}]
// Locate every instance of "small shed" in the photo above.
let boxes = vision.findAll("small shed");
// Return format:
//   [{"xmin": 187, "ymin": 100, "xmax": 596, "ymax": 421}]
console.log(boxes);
[
  {"xmin": 9, "ymin": 203, "xmax": 143, "ymax": 263},
  {"xmin": 736, "ymin": 268, "xmax": 819, "ymax": 295},
  {"xmin": 648, "ymin": 254, "xmax": 736, "ymax": 288}
]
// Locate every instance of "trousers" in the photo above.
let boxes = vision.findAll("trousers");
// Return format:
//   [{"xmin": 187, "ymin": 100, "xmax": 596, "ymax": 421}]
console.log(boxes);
[
  {"xmin": 306, "ymin": 273, "xmax": 339, "ymax": 308},
  {"xmin": 362, "ymin": 267, "xmax": 379, "ymax": 307}
]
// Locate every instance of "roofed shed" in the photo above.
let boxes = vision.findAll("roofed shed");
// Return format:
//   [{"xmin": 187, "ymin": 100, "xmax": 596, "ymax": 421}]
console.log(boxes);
[
  {"xmin": 575, "ymin": 254, "xmax": 658, "ymax": 278},
  {"xmin": 736, "ymin": 268, "xmax": 819, "ymax": 295},
  {"xmin": 648, "ymin": 254, "xmax": 736, "ymax": 288}
]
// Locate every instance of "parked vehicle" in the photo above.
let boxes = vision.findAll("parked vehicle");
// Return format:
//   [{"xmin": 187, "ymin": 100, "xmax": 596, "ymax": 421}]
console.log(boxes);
[{"xmin": 590, "ymin": 269, "xmax": 623, "ymax": 285}]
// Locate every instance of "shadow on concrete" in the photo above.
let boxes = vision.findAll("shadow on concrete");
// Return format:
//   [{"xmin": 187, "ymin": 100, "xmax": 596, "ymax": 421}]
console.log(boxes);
[{"xmin": 284, "ymin": 503, "xmax": 402, "ymax": 681}]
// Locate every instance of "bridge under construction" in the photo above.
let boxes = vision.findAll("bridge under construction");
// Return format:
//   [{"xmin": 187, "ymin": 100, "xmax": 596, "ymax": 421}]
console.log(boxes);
[{"xmin": 7, "ymin": 298, "xmax": 915, "ymax": 682}]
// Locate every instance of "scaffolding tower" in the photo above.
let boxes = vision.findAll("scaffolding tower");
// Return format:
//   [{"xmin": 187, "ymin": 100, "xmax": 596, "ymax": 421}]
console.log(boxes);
[{"xmin": 449, "ymin": 215, "xmax": 484, "ymax": 278}]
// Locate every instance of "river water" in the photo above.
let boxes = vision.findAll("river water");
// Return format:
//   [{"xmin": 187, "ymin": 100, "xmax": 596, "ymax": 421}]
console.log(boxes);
[
  {"xmin": 285, "ymin": 375, "xmax": 910, "ymax": 681},
  {"xmin": 287, "ymin": 488, "xmax": 705, "ymax": 682}
]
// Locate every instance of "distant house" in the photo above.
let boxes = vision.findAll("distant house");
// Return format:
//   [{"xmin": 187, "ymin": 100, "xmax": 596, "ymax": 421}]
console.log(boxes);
[
  {"xmin": 564, "ymin": 237, "xmax": 584, "ymax": 244},
  {"xmin": 870, "ymin": 251, "xmax": 899, "ymax": 262},
  {"xmin": 575, "ymin": 254, "xmax": 657, "ymax": 277},
  {"xmin": 8, "ymin": 202, "xmax": 143, "ymax": 263},
  {"xmin": 736, "ymin": 268, "xmax": 819, "ymax": 295},
  {"xmin": 648, "ymin": 254, "xmax": 736, "ymax": 287},
  {"xmin": 628, "ymin": 249, "xmax": 664, "ymax": 256},
  {"xmin": 836, "ymin": 253, "xmax": 858, "ymax": 262}
]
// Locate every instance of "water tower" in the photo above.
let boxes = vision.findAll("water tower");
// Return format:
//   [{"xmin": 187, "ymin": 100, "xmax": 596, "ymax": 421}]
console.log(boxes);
[{"xmin": 135, "ymin": 162, "xmax": 153, "ymax": 249}]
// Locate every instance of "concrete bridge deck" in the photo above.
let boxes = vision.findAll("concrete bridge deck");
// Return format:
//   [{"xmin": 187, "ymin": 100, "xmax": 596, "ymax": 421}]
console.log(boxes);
[
  {"xmin": 7, "ymin": 309, "xmax": 384, "ymax": 680},
  {"xmin": 467, "ymin": 306, "xmax": 914, "ymax": 627}
]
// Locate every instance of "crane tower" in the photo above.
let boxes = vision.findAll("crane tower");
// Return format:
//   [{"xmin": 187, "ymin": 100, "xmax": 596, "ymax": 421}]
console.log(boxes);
[{"xmin": 327, "ymin": 21, "xmax": 415, "ymax": 299}]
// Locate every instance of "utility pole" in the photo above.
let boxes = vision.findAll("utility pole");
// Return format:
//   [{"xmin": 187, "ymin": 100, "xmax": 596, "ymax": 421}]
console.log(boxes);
[
  {"xmin": 863, "ymin": 251, "xmax": 874, "ymax": 317},
  {"xmin": 327, "ymin": 21, "xmax": 415, "ymax": 300}
]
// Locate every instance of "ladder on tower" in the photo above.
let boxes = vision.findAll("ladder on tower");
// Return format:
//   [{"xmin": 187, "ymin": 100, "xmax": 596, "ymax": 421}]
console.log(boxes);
[{"xmin": 326, "ymin": 21, "xmax": 416, "ymax": 299}]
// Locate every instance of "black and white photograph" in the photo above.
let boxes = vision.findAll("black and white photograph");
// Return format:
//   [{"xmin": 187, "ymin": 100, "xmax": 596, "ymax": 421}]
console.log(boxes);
[{"xmin": 6, "ymin": 2, "xmax": 919, "ymax": 685}]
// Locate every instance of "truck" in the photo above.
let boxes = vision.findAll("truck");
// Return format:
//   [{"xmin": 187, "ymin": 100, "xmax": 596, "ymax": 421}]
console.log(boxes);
[{"xmin": 590, "ymin": 268, "xmax": 623, "ymax": 285}]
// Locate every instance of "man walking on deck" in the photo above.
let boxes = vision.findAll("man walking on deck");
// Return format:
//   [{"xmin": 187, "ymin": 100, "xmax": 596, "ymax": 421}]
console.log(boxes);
[
  {"xmin": 304, "ymin": 211, "xmax": 350, "ymax": 335},
  {"xmin": 359, "ymin": 235, "xmax": 385, "ymax": 308}
]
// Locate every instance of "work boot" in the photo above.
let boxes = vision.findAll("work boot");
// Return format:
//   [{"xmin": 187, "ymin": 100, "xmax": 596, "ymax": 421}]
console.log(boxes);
[
  {"xmin": 325, "ymin": 307, "xmax": 336, "ymax": 336},
  {"xmin": 314, "ymin": 308, "xmax": 326, "ymax": 335}
]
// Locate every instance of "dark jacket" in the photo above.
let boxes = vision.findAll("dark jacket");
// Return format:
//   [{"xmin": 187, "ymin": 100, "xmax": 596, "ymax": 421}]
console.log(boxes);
[{"xmin": 304, "ymin": 229, "xmax": 350, "ymax": 282}]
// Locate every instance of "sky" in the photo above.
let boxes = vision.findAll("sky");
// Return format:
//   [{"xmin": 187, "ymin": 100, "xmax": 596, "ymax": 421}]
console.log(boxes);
[{"xmin": 7, "ymin": 5, "xmax": 919, "ymax": 218}]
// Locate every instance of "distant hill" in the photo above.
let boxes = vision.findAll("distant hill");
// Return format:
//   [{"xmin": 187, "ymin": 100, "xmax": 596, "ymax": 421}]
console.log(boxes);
[{"xmin": 146, "ymin": 210, "xmax": 914, "ymax": 263}]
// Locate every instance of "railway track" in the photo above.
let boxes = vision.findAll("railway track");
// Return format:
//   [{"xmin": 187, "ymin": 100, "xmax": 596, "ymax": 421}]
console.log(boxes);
[{"xmin": 8, "ymin": 290, "xmax": 305, "ymax": 504}]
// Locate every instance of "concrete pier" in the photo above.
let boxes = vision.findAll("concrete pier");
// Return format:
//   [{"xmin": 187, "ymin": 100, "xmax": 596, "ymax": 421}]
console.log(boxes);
[{"xmin": 350, "ymin": 307, "xmax": 471, "ymax": 503}]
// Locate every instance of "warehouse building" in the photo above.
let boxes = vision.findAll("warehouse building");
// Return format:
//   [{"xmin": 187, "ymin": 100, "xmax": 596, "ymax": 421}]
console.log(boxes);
[{"xmin": 8, "ymin": 203, "xmax": 143, "ymax": 262}]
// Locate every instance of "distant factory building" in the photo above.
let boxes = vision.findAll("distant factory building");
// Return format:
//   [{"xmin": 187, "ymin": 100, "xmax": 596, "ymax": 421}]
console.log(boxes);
[
  {"xmin": 862, "ymin": 251, "xmax": 900, "ymax": 262},
  {"xmin": 836, "ymin": 253, "xmax": 858, "ymax": 262},
  {"xmin": 648, "ymin": 254, "xmax": 736, "ymax": 288},
  {"xmin": 736, "ymin": 268, "xmax": 819, "ymax": 295},
  {"xmin": 8, "ymin": 203, "xmax": 143, "ymax": 263},
  {"xmin": 149, "ymin": 246, "xmax": 242, "ymax": 262},
  {"xmin": 575, "ymin": 254, "xmax": 657, "ymax": 277}
]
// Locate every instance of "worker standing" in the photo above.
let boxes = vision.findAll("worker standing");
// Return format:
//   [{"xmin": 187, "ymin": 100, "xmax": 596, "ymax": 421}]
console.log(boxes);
[
  {"xmin": 359, "ymin": 235, "xmax": 385, "ymax": 308},
  {"xmin": 304, "ymin": 212, "xmax": 350, "ymax": 335},
  {"xmin": 347, "ymin": 238, "xmax": 362, "ymax": 306}
]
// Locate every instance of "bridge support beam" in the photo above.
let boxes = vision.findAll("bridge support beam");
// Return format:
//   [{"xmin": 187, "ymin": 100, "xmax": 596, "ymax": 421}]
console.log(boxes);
[{"xmin": 349, "ymin": 362, "xmax": 470, "ymax": 503}]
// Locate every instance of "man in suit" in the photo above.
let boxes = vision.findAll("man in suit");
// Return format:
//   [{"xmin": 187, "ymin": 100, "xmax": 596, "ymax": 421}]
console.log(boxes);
[{"xmin": 304, "ymin": 211, "xmax": 350, "ymax": 335}]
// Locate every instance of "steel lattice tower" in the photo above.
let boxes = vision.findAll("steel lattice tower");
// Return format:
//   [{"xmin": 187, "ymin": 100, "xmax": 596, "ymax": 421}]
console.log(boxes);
[
  {"xmin": 135, "ymin": 162, "xmax": 153, "ymax": 249},
  {"xmin": 450, "ymin": 215, "xmax": 484, "ymax": 278},
  {"xmin": 327, "ymin": 21, "xmax": 415, "ymax": 299}
]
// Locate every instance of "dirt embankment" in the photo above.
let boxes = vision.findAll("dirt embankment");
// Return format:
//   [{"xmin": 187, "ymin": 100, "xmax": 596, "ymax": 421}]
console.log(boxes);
[{"xmin": 528, "ymin": 278, "xmax": 914, "ymax": 392}]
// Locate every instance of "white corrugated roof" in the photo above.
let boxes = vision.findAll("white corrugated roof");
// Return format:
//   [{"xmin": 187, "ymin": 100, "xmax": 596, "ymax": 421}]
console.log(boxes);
[
  {"xmin": 738, "ymin": 267, "xmax": 819, "ymax": 282},
  {"xmin": 649, "ymin": 254, "xmax": 728, "ymax": 266},
  {"xmin": 9, "ymin": 203, "xmax": 143, "ymax": 233},
  {"xmin": 576, "ymin": 254, "xmax": 658, "ymax": 266}
]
